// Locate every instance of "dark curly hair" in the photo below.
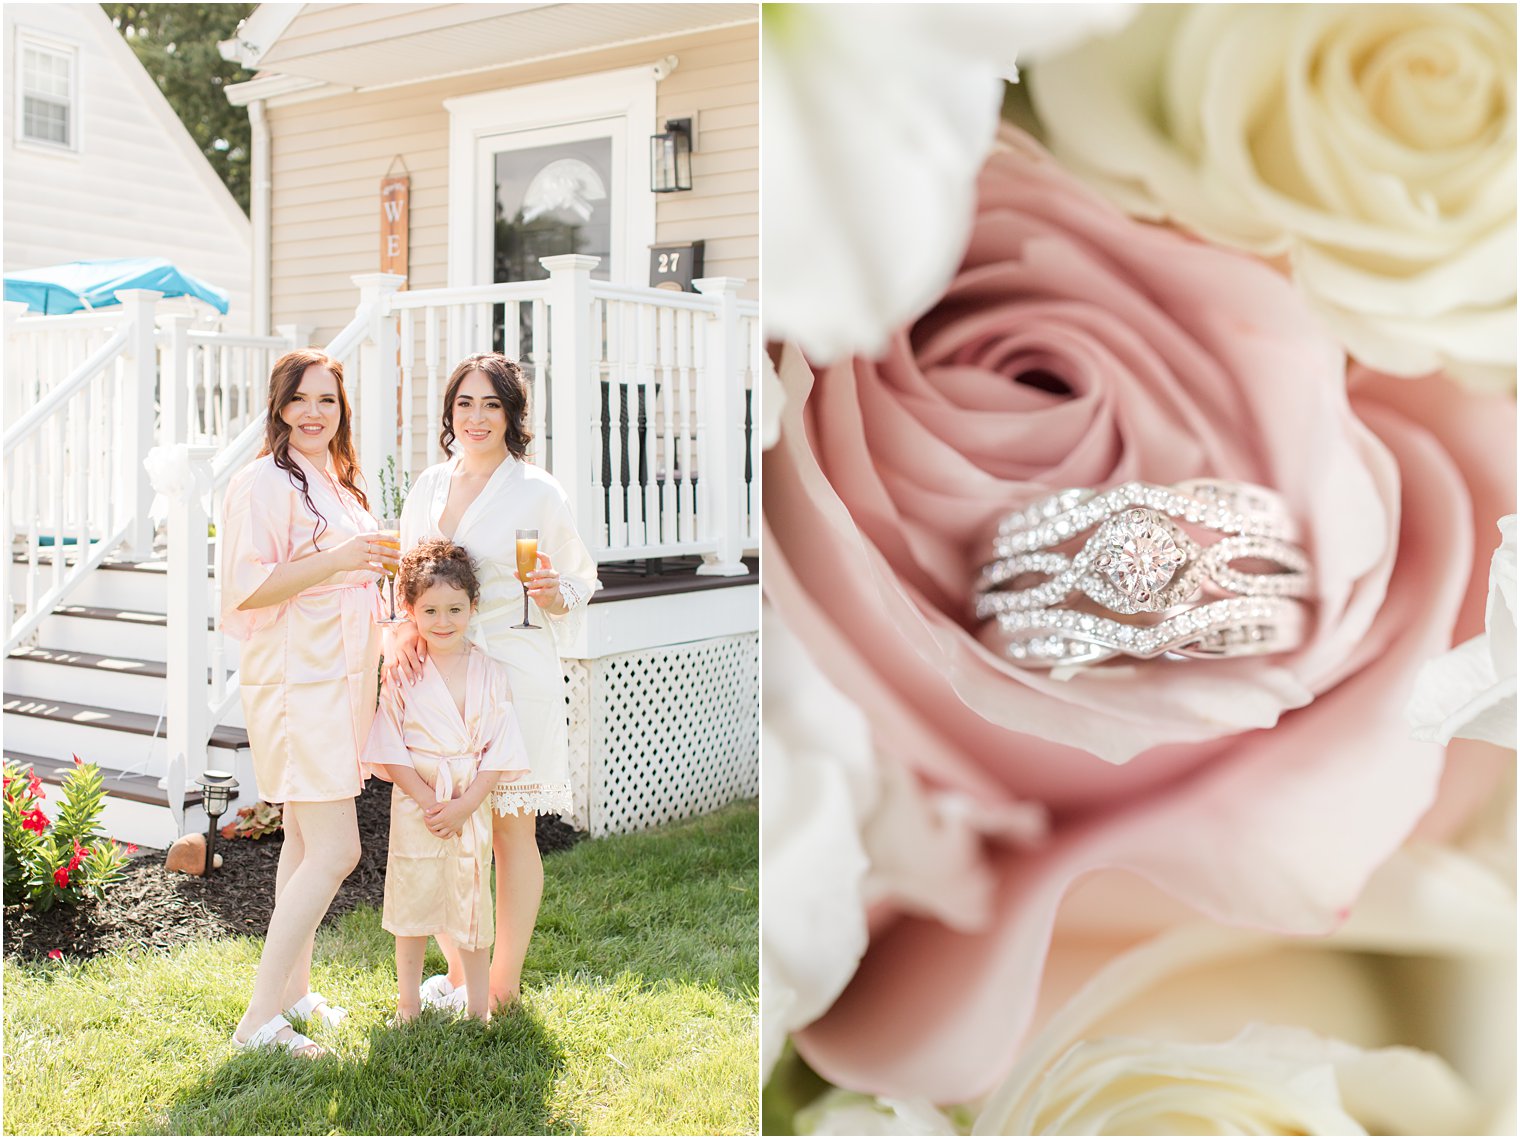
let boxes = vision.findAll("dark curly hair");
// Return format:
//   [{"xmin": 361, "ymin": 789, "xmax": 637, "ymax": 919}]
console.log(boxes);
[
  {"xmin": 398, "ymin": 538, "xmax": 481, "ymax": 609},
  {"xmin": 439, "ymin": 353, "xmax": 533, "ymax": 460}
]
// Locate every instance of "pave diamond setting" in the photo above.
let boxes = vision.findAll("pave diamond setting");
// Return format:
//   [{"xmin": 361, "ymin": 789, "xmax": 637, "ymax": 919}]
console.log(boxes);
[
  {"xmin": 1093, "ymin": 509, "xmax": 1184, "ymax": 605},
  {"xmin": 980, "ymin": 480, "xmax": 1313, "ymax": 668}
]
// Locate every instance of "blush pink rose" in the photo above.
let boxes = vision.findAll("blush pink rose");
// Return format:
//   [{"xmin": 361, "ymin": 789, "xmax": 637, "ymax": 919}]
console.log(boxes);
[{"xmin": 763, "ymin": 129, "xmax": 1515, "ymax": 1102}]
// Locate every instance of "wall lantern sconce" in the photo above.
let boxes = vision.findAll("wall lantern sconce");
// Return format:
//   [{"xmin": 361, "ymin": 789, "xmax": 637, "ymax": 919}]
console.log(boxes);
[
  {"xmin": 650, "ymin": 118, "xmax": 693, "ymax": 193},
  {"xmin": 196, "ymin": 769, "xmax": 240, "ymax": 875}
]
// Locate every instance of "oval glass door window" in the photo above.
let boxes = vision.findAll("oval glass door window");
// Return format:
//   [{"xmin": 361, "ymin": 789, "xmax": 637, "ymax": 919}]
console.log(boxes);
[{"xmin": 495, "ymin": 140, "xmax": 613, "ymax": 284}]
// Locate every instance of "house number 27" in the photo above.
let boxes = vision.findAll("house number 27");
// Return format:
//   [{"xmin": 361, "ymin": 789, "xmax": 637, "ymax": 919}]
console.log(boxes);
[{"xmin": 658, "ymin": 252, "xmax": 681, "ymax": 273}]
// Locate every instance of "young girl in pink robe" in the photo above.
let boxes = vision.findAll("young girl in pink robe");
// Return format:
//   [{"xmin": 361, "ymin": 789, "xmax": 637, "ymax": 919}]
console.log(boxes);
[{"xmin": 363, "ymin": 540, "xmax": 528, "ymax": 1023}]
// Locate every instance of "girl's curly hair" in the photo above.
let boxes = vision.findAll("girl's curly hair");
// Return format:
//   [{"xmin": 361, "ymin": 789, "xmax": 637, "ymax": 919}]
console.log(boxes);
[{"xmin": 398, "ymin": 538, "xmax": 480, "ymax": 608}]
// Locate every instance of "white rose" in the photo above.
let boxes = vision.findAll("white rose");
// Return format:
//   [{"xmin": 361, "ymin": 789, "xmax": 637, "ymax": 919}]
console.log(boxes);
[
  {"xmin": 792, "ymin": 803, "xmax": 1513, "ymax": 1135},
  {"xmin": 969, "ymin": 823, "xmax": 1514, "ymax": 1136},
  {"xmin": 1408, "ymin": 515, "xmax": 1517, "ymax": 748},
  {"xmin": 760, "ymin": 608, "xmax": 1044, "ymax": 1079},
  {"xmin": 1031, "ymin": 5, "xmax": 1517, "ymax": 389},
  {"xmin": 763, "ymin": 3, "xmax": 1133, "ymax": 364},
  {"xmin": 798, "ymin": 1091, "xmax": 961, "ymax": 1136}
]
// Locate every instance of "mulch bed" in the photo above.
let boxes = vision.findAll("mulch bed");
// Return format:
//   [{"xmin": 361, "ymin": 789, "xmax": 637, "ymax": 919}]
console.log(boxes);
[{"xmin": 3, "ymin": 778, "xmax": 581, "ymax": 965}]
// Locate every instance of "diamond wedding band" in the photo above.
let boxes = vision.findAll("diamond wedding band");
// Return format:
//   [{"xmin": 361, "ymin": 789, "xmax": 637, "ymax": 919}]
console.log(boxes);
[{"xmin": 977, "ymin": 480, "xmax": 1313, "ymax": 668}]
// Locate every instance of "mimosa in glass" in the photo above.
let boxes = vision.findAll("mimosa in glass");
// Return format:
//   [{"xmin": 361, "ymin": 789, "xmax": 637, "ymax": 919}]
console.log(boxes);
[{"xmin": 513, "ymin": 528, "xmax": 540, "ymax": 629}]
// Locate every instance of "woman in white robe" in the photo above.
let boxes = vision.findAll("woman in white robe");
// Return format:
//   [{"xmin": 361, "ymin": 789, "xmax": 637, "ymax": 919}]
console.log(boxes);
[{"xmin": 388, "ymin": 352, "xmax": 599, "ymax": 1009}]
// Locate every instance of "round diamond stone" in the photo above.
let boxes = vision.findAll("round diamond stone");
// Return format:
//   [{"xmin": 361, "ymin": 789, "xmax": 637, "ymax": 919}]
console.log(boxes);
[{"xmin": 1095, "ymin": 510, "xmax": 1185, "ymax": 602}]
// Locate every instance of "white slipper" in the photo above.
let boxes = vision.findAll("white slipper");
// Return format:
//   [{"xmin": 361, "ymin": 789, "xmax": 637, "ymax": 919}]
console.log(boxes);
[
  {"xmin": 419, "ymin": 974, "xmax": 468, "ymax": 1012},
  {"xmin": 284, "ymin": 991, "xmax": 348, "ymax": 1028},
  {"xmin": 232, "ymin": 1013, "xmax": 323, "ymax": 1057}
]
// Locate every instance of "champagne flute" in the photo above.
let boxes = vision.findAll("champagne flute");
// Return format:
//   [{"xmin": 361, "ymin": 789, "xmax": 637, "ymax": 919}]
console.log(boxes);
[
  {"xmin": 375, "ymin": 518, "xmax": 406, "ymax": 625},
  {"xmin": 513, "ymin": 528, "xmax": 540, "ymax": 630}
]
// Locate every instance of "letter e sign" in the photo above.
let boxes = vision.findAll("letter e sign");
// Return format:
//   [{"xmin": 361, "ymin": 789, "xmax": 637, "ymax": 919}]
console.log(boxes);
[{"xmin": 380, "ymin": 175, "xmax": 409, "ymax": 278}]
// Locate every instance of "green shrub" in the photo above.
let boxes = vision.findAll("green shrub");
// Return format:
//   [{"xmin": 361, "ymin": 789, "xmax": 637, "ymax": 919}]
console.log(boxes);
[{"xmin": 3, "ymin": 757, "xmax": 129, "ymax": 912}]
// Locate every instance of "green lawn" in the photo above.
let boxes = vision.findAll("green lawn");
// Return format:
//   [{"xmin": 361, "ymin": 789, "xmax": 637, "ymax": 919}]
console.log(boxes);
[{"xmin": 3, "ymin": 801, "xmax": 758, "ymax": 1136}]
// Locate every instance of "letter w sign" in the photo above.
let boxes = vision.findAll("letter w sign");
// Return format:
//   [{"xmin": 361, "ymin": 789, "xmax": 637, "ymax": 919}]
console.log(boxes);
[{"xmin": 380, "ymin": 175, "xmax": 409, "ymax": 279}]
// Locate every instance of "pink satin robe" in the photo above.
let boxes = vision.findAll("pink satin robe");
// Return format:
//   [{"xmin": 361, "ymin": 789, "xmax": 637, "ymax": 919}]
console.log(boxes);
[
  {"xmin": 364, "ymin": 643, "xmax": 529, "ymax": 950},
  {"xmin": 400, "ymin": 456, "xmax": 600, "ymax": 817},
  {"xmin": 220, "ymin": 450, "xmax": 382, "ymax": 803}
]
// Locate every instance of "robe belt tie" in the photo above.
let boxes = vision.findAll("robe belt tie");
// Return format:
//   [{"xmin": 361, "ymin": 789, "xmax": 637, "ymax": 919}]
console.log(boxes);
[{"xmin": 430, "ymin": 752, "xmax": 490, "ymax": 950}]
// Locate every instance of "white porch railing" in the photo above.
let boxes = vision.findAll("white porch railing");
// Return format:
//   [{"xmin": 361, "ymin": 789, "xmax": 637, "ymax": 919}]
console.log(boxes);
[
  {"xmin": 160, "ymin": 318, "xmax": 299, "ymax": 447},
  {"xmin": 8, "ymin": 257, "xmax": 756, "ymax": 809},
  {"xmin": 2, "ymin": 291, "xmax": 159, "ymax": 653},
  {"xmin": 381, "ymin": 255, "xmax": 760, "ymax": 570}
]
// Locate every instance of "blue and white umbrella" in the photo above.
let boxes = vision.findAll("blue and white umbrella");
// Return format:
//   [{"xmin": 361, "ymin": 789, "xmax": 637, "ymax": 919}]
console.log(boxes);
[{"xmin": 4, "ymin": 256, "xmax": 230, "ymax": 315}]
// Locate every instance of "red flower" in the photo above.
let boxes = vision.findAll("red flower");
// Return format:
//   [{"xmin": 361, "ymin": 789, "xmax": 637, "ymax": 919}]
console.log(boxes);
[
  {"xmin": 27, "ymin": 774, "xmax": 44, "ymax": 800},
  {"xmin": 66, "ymin": 839, "xmax": 88, "ymax": 873},
  {"xmin": 71, "ymin": 754, "xmax": 83, "ymax": 766},
  {"xmin": 21, "ymin": 808, "xmax": 48, "ymax": 834},
  {"xmin": 47, "ymin": 949, "xmax": 62, "ymax": 961},
  {"xmin": 52, "ymin": 866, "xmax": 70, "ymax": 888},
  {"xmin": 126, "ymin": 843, "xmax": 138, "ymax": 855}
]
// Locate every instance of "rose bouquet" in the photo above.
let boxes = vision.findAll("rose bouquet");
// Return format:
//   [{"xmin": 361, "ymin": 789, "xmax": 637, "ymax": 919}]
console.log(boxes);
[{"xmin": 761, "ymin": 5, "xmax": 1516, "ymax": 1135}]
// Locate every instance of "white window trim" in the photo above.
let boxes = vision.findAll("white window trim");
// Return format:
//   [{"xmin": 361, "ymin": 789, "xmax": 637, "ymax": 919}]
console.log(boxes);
[
  {"xmin": 14, "ymin": 27, "xmax": 80, "ymax": 156},
  {"xmin": 444, "ymin": 65, "xmax": 658, "ymax": 289}
]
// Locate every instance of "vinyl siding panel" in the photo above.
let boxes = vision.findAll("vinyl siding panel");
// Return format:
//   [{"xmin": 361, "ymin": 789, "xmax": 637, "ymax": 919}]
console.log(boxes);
[
  {"xmin": 3, "ymin": 4, "xmax": 253, "ymax": 329},
  {"xmin": 268, "ymin": 23, "xmax": 756, "ymax": 341}
]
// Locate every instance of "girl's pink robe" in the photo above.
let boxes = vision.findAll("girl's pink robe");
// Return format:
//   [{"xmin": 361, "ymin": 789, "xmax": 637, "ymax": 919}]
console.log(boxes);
[
  {"xmin": 364, "ymin": 643, "xmax": 529, "ymax": 950},
  {"xmin": 219, "ymin": 450, "xmax": 382, "ymax": 803}
]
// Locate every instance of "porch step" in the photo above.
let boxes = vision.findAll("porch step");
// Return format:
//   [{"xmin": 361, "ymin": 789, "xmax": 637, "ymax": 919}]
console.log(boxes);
[
  {"xmin": 3, "ymin": 749, "xmax": 202, "ymax": 807},
  {"xmin": 2, "ymin": 695, "xmax": 247, "ymax": 748},
  {"xmin": 1, "ymin": 694, "xmax": 249, "ymax": 783},
  {"xmin": 5, "ymin": 646, "xmax": 236, "ymax": 717},
  {"xmin": 81, "ymin": 559, "xmax": 213, "ymax": 611},
  {"xmin": 33, "ymin": 604, "xmax": 224, "ymax": 662},
  {"xmin": 3, "ymin": 749, "xmax": 234, "ymax": 851}
]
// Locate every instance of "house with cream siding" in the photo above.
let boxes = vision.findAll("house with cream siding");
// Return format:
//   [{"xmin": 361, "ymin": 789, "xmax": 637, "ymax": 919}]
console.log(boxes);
[
  {"xmin": 2, "ymin": 3, "xmax": 253, "ymax": 327},
  {"xmin": 219, "ymin": 3, "xmax": 757, "ymax": 340},
  {"xmin": 3, "ymin": 3, "xmax": 758, "ymax": 847}
]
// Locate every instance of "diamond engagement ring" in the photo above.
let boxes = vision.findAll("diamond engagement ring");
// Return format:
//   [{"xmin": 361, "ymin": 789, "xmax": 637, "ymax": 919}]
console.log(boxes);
[{"xmin": 977, "ymin": 480, "xmax": 1313, "ymax": 668}]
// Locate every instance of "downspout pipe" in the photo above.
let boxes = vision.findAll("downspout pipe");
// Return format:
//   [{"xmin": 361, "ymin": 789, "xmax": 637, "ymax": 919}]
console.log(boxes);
[{"xmin": 249, "ymin": 98, "xmax": 271, "ymax": 337}]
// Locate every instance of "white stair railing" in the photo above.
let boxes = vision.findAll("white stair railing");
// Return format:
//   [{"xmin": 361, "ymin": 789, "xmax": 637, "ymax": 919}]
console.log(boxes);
[
  {"xmin": 3, "ymin": 290, "xmax": 161, "ymax": 653},
  {"xmin": 160, "ymin": 317, "xmax": 297, "ymax": 447}
]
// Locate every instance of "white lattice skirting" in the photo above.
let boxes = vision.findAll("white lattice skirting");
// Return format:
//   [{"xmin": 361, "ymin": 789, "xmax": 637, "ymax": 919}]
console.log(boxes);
[{"xmin": 560, "ymin": 632, "xmax": 758, "ymax": 836}]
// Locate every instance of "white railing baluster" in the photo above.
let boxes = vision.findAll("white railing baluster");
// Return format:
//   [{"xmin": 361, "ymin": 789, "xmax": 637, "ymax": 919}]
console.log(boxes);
[
  {"xmin": 400, "ymin": 307, "xmax": 415, "ymax": 472},
  {"xmin": 543, "ymin": 255, "xmax": 599, "ymax": 554},
  {"xmin": 425, "ymin": 305, "xmax": 440, "ymax": 468},
  {"xmin": 657, "ymin": 306, "xmax": 677, "ymax": 547},
  {"xmin": 692, "ymin": 278, "xmax": 747, "ymax": 576},
  {"xmin": 502, "ymin": 299, "xmax": 520, "ymax": 361},
  {"xmin": 530, "ymin": 298, "xmax": 548, "ymax": 461},
  {"xmin": 161, "ymin": 445, "xmax": 217, "ymax": 803},
  {"xmin": 636, "ymin": 303, "xmax": 656, "ymax": 550},
  {"xmin": 50, "ymin": 415, "xmax": 65, "ymax": 592},
  {"xmin": 353, "ymin": 274, "xmax": 406, "ymax": 483},
  {"xmin": 677, "ymin": 308, "xmax": 697, "ymax": 544},
  {"xmin": 608, "ymin": 299, "xmax": 628, "ymax": 552}
]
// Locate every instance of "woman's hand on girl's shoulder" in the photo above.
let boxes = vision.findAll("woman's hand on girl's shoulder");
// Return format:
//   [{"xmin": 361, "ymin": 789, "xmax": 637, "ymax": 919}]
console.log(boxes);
[{"xmin": 384, "ymin": 619, "xmax": 427, "ymax": 684}]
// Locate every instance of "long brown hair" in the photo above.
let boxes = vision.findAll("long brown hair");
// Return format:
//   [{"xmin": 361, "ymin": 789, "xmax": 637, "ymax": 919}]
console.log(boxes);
[
  {"xmin": 439, "ymin": 353, "xmax": 532, "ymax": 460},
  {"xmin": 259, "ymin": 348, "xmax": 369, "ymax": 547}
]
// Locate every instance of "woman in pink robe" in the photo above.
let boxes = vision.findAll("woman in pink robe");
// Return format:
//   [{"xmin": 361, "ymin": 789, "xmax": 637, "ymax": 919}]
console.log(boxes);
[
  {"xmin": 220, "ymin": 348, "xmax": 395, "ymax": 1057},
  {"xmin": 387, "ymin": 352, "xmax": 600, "ymax": 1011}
]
